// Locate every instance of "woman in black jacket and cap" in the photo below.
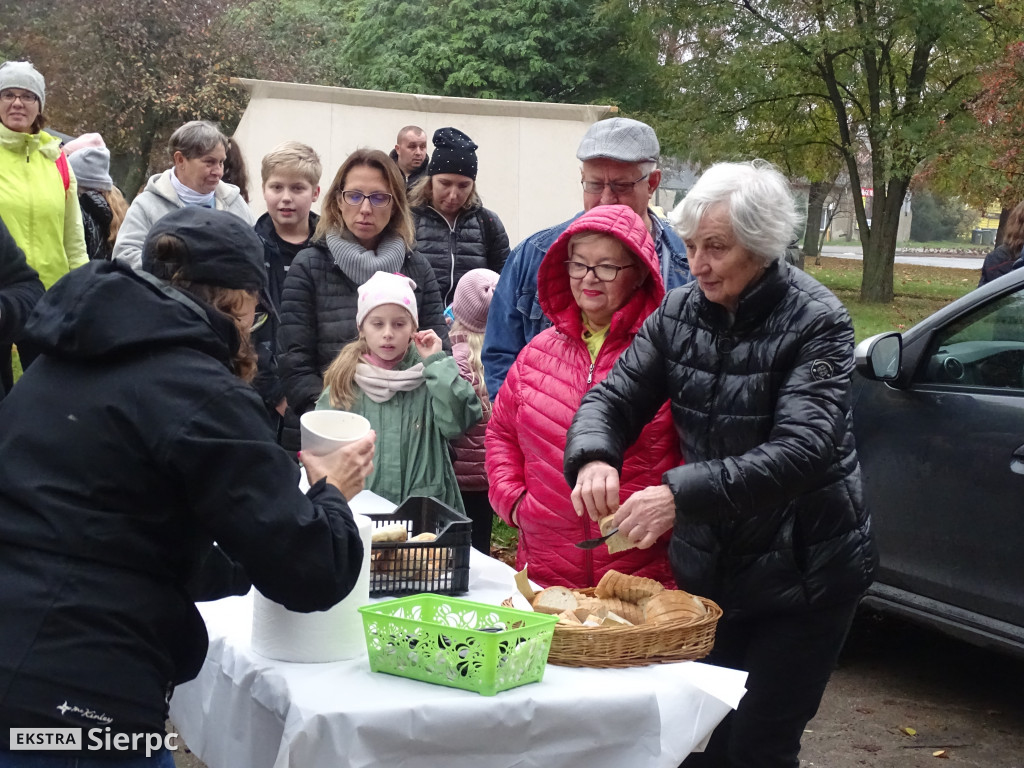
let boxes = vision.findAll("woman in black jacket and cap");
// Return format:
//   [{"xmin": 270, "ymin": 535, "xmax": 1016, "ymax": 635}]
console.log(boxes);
[
  {"xmin": 564, "ymin": 160, "xmax": 877, "ymax": 768},
  {"xmin": 0, "ymin": 214, "xmax": 44, "ymax": 400},
  {"xmin": 0, "ymin": 207, "xmax": 374, "ymax": 764},
  {"xmin": 409, "ymin": 127, "xmax": 509, "ymax": 306},
  {"xmin": 278, "ymin": 148, "xmax": 450, "ymax": 418}
]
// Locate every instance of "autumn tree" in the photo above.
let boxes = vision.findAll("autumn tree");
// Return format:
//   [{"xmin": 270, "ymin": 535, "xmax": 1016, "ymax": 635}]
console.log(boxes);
[
  {"xmin": 651, "ymin": 0, "xmax": 1021, "ymax": 302},
  {"xmin": 922, "ymin": 40, "xmax": 1024, "ymax": 240},
  {"xmin": 1, "ymin": 0, "xmax": 289, "ymax": 198}
]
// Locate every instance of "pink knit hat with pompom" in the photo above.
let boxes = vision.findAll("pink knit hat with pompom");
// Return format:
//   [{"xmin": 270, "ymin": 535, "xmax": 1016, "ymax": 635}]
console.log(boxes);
[{"xmin": 356, "ymin": 271, "xmax": 418, "ymax": 328}]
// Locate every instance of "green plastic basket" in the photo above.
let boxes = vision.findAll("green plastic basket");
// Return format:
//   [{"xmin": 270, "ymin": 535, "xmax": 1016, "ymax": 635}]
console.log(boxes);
[{"xmin": 358, "ymin": 594, "xmax": 558, "ymax": 696}]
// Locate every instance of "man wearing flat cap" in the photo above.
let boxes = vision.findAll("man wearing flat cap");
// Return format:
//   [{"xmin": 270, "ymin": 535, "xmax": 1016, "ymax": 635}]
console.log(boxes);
[{"xmin": 482, "ymin": 117, "xmax": 691, "ymax": 397}]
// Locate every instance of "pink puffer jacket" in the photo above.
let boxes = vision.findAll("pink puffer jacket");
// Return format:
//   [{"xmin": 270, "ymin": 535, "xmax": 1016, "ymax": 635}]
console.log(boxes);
[
  {"xmin": 486, "ymin": 205, "xmax": 681, "ymax": 588},
  {"xmin": 451, "ymin": 329, "xmax": 491, "ymax": 491}
]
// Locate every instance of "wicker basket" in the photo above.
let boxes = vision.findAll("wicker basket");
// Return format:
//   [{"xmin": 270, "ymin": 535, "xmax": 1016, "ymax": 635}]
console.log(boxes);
[{"xmin": 503, "ymin": 588, "xmax": 722, "ymax": 668}]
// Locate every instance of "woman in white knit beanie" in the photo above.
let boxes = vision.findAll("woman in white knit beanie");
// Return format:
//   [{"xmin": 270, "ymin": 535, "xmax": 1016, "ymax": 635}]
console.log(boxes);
[{"xmin": 65, "ymin": 133, "xmax": 129, "ymax": 260}]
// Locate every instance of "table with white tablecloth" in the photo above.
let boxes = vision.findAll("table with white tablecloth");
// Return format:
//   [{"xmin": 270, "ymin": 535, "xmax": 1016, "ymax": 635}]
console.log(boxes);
[{"xmin": 169, "ymin": 502, "xmax": 747, "ymax": 768}]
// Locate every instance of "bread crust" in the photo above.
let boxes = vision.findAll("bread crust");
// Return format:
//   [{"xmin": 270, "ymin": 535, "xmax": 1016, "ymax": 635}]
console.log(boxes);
[
  {"xmin": 594, "ymin": 569, "xmax": 665, "ymax": 603},
  {"xmin": 643, "ymin": 590, "xmax": 706, "ymax": 625}
]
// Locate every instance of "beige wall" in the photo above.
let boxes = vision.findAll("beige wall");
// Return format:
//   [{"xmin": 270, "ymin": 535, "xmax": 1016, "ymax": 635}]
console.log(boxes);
[{"xmin": 232, "ymin": 78, "xmax": 613, "ymax": 246}]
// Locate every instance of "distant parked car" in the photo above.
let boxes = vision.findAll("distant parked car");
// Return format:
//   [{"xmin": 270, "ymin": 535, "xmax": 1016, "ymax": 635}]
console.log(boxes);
[{"xmin": 853, "ymin": 267, "xmax": 1024, "ymax": 658}]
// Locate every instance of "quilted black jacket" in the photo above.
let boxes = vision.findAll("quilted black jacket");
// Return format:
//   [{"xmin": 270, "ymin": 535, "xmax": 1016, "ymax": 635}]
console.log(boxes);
[
  {"xmin": 277, "ymin": 242, "xmax": 451, "ymax": 416},
  {"xmin": 412, "ymin": 203, "xmax": 509, "ymax": 305},
  {"xmin": 564, "ymin": 259, "xmax": 877, "ymax": 617}
]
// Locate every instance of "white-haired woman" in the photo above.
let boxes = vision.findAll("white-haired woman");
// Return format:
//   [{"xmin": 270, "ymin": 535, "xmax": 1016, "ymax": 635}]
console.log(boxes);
[
  {"xmin": 113, "ymin": 120, "xmax": 253, "ymax": 268},
  {"xmin": 564, "ymin": 160, "xmax": 877, "ymax": 768}
]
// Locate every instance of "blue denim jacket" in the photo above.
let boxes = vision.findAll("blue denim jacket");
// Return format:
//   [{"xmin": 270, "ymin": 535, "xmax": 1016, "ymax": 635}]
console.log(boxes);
[{"xmin": 482, "ymin": 209, "xmax": 691, "ymax": 397}]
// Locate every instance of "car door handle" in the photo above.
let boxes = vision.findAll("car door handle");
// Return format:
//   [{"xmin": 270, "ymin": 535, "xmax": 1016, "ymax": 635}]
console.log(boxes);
[{"xmin": 1011, "ymin": 445, "xmax": 1024, "ymax": 475}]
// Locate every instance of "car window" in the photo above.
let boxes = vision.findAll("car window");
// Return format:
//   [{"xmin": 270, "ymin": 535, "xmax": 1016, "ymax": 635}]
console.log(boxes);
[{"xmin": 917, "ymin": 287, "xmax": 1024, "ymax": 390}]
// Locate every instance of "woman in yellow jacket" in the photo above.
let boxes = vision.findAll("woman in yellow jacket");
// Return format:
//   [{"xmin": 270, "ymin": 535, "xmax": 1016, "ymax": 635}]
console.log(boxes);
[{"xmin": 0, "ymin": 60, "xmax": 87, "ymax": 375}]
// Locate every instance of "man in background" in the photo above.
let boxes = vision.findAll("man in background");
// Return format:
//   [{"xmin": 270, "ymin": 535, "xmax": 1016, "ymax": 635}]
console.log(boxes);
[{"xmin": 389, "ymin": 125, "xmax": 429, "ymax": 190}]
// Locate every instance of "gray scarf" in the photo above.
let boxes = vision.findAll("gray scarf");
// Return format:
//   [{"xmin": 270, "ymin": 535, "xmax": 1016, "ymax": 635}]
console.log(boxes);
[{"xmin": 326, "ymin": 231, "xmax": 407, "ymax": 285}]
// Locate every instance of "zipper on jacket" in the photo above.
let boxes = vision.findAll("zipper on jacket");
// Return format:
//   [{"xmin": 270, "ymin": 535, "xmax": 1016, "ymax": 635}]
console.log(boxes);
[
  {"xmin": 586, "ymin": 362, "xmax": 596, "ymax": 385},
  {"xmin": 428, "ymin": 206, "xmax": 460, "ymax": 304},
  {"xmin": 447, "ymin": 226, "xmax": 457, "ymax": 305}
]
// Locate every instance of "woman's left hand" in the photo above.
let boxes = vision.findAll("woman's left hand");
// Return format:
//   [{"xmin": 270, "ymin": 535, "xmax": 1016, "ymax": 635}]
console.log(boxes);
[
  {"xmin": 613, "ymin": 484, "xmax": 676, "ymax": 550},
  {"xmin": 413, "ymin": 329, "xmax": 442, "ymax": 358}
]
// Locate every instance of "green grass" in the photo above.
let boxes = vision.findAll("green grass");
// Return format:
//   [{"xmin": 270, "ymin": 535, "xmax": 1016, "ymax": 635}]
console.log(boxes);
[
  {"xmin": 806, "ymin": 256, "xmax": 975, "ymax": 341},
  {"xmin": 819, "ymin": 237, "xmax": 988, "ymax": 252},
  {"xmin": 896, "ymin": 239, "xmax": 988, "ymax": 252}
]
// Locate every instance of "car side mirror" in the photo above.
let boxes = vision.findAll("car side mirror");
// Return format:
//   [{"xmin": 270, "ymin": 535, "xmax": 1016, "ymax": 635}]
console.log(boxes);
[{"xmin": 854, "ymin": 333, "xmax": 902, "ymax": 382}]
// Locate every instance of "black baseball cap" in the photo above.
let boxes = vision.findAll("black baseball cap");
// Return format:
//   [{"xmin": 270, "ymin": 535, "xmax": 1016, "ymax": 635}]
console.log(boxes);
[{"xmin": 142, "ymin": 207, "xmax": 267, "ymax": 292}]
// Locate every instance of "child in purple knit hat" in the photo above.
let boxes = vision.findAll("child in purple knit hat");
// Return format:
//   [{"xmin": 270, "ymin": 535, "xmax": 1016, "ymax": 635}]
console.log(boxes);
[{"xmin": 449, "ymin": 268, "xmax": 500, "ymax": 553}]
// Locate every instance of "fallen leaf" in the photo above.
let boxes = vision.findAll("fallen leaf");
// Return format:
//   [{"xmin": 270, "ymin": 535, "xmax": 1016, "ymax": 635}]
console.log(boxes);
[
  {"xmin": 933, "ymin": 750, "xmax": 948, "ymax": 758},
  {"xmin": 902, "ymin": 726, "xmax": 918, "ymax": 736}
]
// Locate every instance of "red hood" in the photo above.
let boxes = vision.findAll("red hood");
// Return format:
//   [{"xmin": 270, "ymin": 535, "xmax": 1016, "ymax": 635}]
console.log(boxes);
[{"xmin": 538, "ymin": 205, "xmax": 664, "ymax": 339}]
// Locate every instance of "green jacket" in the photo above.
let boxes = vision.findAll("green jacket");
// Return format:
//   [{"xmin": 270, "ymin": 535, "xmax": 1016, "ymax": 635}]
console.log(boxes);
[
  {"xmin": 0, "ymin": 124, "xmax": 88, "ymax": 288},
  {"xmin": 317, "ymin": 349, "xmax": 482, "ymax": 512}
]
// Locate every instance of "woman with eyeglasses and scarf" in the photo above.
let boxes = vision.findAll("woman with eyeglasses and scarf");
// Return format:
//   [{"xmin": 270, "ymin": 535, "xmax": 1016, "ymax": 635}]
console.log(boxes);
[
  {"xmin": 278, "ymin": 148, "xmax": 450, "ymax": 418},
  {"xmin": 0, "ymin": 60, "xmax": 88, "ymax": 383}
]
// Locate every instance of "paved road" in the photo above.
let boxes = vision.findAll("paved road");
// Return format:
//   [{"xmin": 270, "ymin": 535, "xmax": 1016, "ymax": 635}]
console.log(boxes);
[
  {"xmin": 801, "ymin": 609, "xmax": 1024, "ymax": 767},
  {"xmin": 820, "ymin": 244, "xmax": 984, "ymax": 271}
]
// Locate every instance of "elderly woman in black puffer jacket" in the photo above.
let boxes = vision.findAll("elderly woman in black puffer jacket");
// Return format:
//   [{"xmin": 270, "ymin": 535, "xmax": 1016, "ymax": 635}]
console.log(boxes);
[
  {"xmin": 409, "ymin": 127, "xmax": 509, "ymax": 306},
  {"xmin": 564, "ymin": 160, "xmax": 877, "ymax": 768},
  {"xmin": 278, "ymin": 148, "xmax": 450, "ymax": 418}
]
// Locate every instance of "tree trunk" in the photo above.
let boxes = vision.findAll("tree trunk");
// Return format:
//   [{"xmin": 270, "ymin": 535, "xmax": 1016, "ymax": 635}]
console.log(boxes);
[
  {"xmin": 121, "ymin": 112, "xmax": 160, "ymax": 202},
  {"xmin": 801, "ymin": 180, "xmax": 830, "ymax": 268},
  {"xmin": 859, "ymin": 180, "xmax": 908, "ymax": 303}
]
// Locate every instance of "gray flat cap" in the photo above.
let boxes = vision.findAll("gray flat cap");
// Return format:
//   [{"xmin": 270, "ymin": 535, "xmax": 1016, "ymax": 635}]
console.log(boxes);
[{"xmin": 576, "ymin": 117, "xmax": 659, "ymax": 164}]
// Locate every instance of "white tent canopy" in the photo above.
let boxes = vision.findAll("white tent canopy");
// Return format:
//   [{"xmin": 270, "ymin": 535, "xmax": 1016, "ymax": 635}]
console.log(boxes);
[{"xmin": 232, "ymin": 78, "xmax": 614, "ymax": 246}]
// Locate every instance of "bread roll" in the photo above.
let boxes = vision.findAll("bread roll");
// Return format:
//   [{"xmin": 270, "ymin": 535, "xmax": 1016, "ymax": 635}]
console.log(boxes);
[
  {"xmin": 644, "ymin": 590, "xmax": 706, "ymax": 625},
  {"xmin": 371, "ymin": 523, "xmax": 408, "ymax": 543},
  {"xmin": 371, "ymin": 548, "xmax": 399, "ymax": 574},
  {"xmin": 594, "ymin": 569, "xmax": 665, "ymax": 603},
  {"xmin": 415, "ymin": 535, "xmax": 445, "ymax": 582}
]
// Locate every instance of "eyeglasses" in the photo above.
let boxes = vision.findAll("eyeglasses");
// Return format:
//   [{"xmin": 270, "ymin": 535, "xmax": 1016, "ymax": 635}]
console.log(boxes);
[
  {"xmin": 580, "ymin": 174, "xmax": 649, "ymax": 196},
  {"xmin": 0, "ymin": 90, "xmax": 39, "ymax": 104},
  {"xmin": 564, "ymin": 261, "xmax": 637, "ymax": 282},
  {"xmin": 341, "ymin": 190, "xmax": 393, "ymax": 208}
]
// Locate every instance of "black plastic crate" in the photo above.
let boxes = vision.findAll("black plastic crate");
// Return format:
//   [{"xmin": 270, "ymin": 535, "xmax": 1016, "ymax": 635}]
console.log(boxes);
[{"xmin": 367, "ymin": 496, "xmax": 471, "ymax": 597}]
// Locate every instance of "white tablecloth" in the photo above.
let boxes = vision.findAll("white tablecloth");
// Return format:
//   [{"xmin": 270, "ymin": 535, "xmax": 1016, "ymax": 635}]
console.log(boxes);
[{"xmin": 170, "ymin": 529, "xmax": 746, "ymax": 768}]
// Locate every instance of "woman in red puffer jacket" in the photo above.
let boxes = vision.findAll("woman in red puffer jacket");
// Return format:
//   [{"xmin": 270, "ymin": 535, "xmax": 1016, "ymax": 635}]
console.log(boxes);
[{"xmin": 486, "ymin": 204, "xmax": 681, "ymax": 588}]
